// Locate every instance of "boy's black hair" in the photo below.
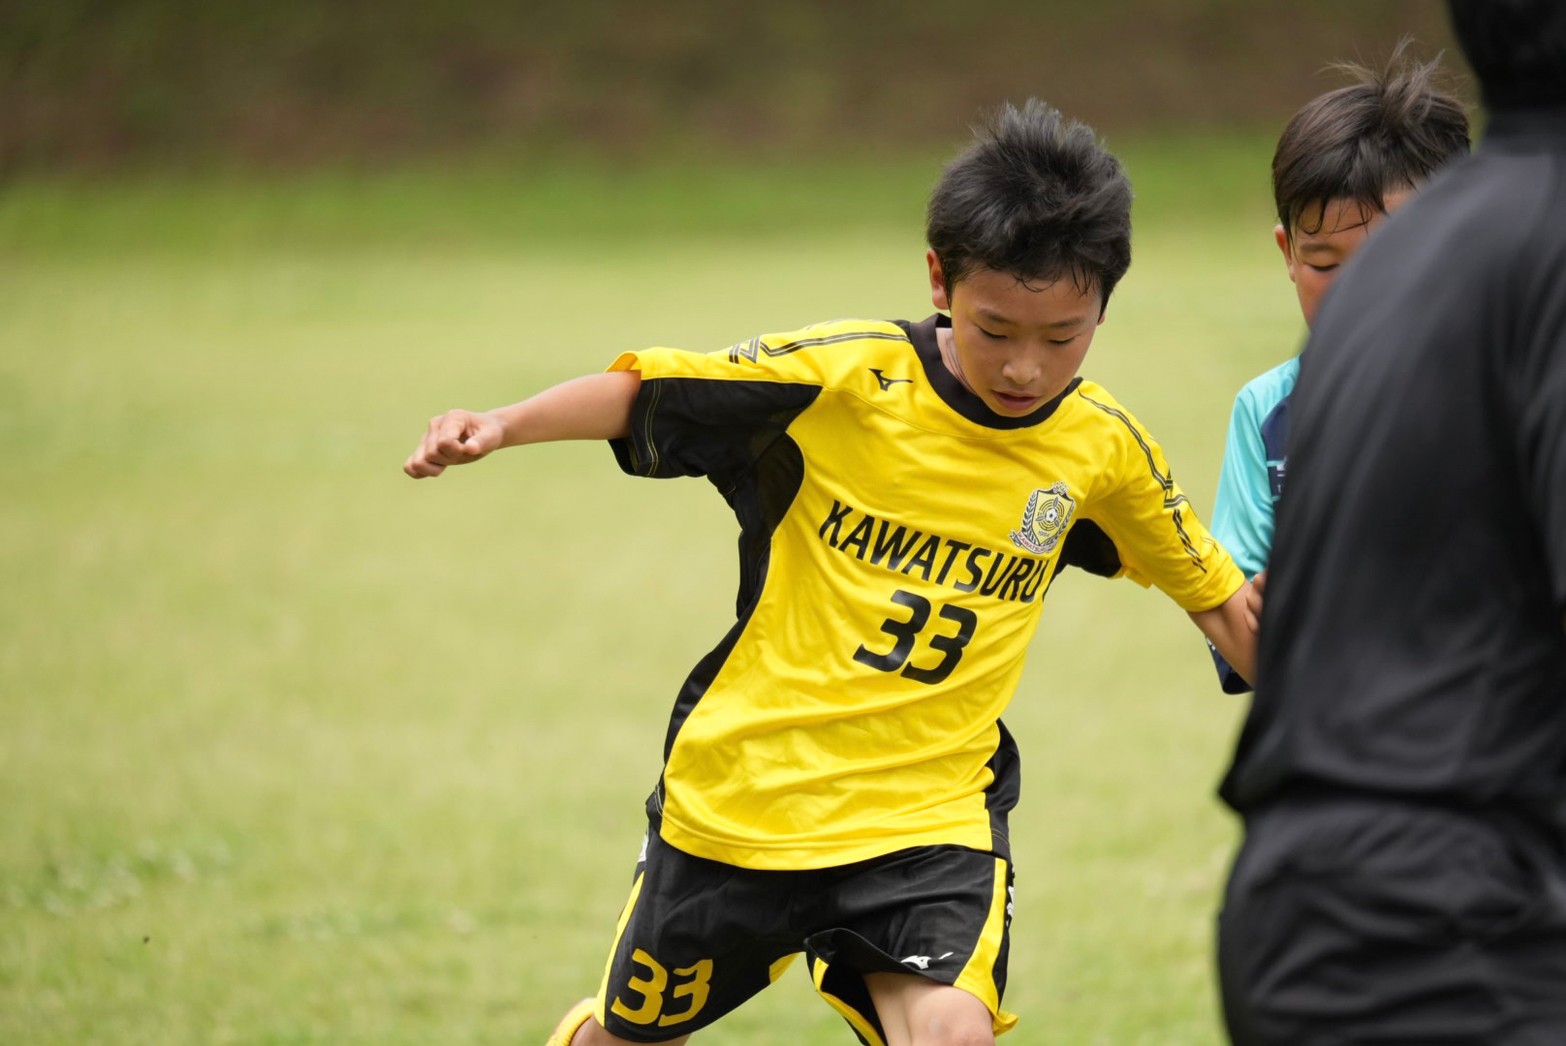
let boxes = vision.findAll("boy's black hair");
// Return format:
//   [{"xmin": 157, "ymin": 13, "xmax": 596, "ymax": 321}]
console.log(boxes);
[
  {"xmin": 1446, "ymin": 0, "xmax": 1566, "ymax": 109},
  {"xmin": 926, "ymin": 99, "xmax": 1132, "ymax": 310},
  {"xmin": 1273, "ymin": 46, "xmax": 1471, "ymax": 238}
]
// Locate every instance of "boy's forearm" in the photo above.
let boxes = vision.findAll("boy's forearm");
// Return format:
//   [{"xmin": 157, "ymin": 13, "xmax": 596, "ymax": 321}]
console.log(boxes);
[
  {"xmin": 404, "ymin": 370, "xmax": 641, "ymax": 479},
  {"xmin": 1190, "ymin": 583, "xmax": 1259, "ymax": 687},
  {"xmin": 492, "ymin": 370, "xmax": 640, "ymax": 446}
]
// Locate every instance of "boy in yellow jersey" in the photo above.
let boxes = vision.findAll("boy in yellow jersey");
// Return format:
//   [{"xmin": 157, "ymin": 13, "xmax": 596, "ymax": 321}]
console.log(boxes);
[{"xmin": 405, "ymin": 99, "xmax": 1258, "ymax": 1046}]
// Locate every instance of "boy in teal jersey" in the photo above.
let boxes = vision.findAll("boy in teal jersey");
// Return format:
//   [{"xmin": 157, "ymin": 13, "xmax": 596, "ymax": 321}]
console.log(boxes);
[{"xmin": 1209, "ymin": 51, "xmax": 1469, "ymax": 691}]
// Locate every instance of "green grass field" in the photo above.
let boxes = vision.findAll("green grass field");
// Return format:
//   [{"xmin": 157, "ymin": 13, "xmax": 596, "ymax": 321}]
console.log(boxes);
[{"xmin": 1, "ymin": 135, "xmax": 1300, "ymax": 1044}]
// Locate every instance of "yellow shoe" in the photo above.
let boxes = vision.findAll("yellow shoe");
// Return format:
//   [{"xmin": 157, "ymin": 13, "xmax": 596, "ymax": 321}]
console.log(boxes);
[{"xmin": 545, "ymin": 998, "xmax": 597, "ymax": 1046}]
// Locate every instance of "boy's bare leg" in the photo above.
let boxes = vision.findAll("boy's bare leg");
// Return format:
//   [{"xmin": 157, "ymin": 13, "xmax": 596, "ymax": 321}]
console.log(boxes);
[
  {"xmin": 864, "ymin": 973, "xmax": 994, "ymax": 1046},
  {"xmin": 555, "ymin": 1005, "xmax": 691, "ymax": 1046}
]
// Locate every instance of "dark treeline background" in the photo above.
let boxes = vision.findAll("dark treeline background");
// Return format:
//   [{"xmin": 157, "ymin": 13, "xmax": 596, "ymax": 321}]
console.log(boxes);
[{"xmin": 2, "ymin": 0, "xmax": 1465, "ymax": 176}]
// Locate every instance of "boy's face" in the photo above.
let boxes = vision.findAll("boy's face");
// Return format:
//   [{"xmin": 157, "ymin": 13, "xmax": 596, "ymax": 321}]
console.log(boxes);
[
  {"xmin": 926, "ymin": 251, "xmax": 1104, "ymax": 418},
  {"xmin": 1277, "ymin": 188, "xmax": 1414, "ymax": 327}
]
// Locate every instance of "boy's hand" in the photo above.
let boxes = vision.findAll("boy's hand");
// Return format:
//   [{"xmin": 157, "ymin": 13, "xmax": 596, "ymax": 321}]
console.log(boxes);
[
  {"xmin": 404, "ymin": 409, "xmax": 504, "ymax": 478},
  {"xmin": 1245, "ymin": 570, "xmax": 1267, "ymax": 632}
]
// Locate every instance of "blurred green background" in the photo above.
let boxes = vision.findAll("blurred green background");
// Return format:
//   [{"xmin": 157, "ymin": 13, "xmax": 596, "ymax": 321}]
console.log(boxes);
[
  {"xmin": 2, "ymin": 4, "xmax": 1469, "ymax": 1044},
  {"xmin": 5, "ymin": 0, "xmax": 1460, "ymax": 173}
]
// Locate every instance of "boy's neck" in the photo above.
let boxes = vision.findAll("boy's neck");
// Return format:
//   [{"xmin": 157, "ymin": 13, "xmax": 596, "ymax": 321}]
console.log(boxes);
[{"xmin": 934, "ymin": 322, "xmax": 977, "ymax": 395}]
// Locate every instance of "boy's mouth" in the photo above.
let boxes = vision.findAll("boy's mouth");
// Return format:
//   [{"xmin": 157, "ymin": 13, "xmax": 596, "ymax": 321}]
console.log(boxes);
[{"xmin": 993, "ymin": 391, "xmax": 1041, "ymax": 412}]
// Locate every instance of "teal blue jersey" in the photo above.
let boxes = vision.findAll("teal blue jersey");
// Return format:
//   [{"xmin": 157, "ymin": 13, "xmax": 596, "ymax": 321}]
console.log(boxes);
[
  {"xmin": 1208, "ymin": 356, "xmax": 1297, "ymax": 692},
  {"xmin": 1212, "ymin": 357, "xmax": 1298, "ymax": 578}
]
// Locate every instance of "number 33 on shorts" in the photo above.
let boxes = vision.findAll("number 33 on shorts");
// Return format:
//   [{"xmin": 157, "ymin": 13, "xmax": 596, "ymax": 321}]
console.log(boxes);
[{"xmin": 610, "ymin": 949, "xmax": 715, "ymax": 1029}]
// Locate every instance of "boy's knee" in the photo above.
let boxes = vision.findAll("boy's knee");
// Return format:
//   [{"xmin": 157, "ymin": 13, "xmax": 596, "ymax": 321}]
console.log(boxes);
[
  {"xmin": 910, "ymin": 1027, "xmax": 993, "ymax": 1046},
  {"xmin": 865, "ymin": 973, "xmax": 996, "ymax": 1046}
]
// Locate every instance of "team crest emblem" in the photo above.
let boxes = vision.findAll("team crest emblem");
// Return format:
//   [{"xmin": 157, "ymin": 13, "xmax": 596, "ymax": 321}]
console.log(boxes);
[{"xmin": 1010, "ymin": 483, "xmax": 1075, "ymax": 554}]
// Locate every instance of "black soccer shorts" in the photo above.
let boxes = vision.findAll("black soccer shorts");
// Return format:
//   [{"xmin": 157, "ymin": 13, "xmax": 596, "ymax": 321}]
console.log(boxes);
[
  {"xmin": 1219, "ymin": 792, "xmax": 1566, "ymax": 1045},
  {"xmin": 590, "ymin": 826, "xmax": 1017, "ymax": 1044}
]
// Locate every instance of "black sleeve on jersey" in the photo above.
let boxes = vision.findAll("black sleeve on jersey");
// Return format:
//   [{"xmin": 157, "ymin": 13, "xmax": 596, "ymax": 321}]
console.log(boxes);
[
  {"xmin": 610, "ymin": 377, "xmax": 822, "ymax": 490},
  {"xmin": 1053, "ymin": 519, "xmax": 1123, "ymax": 579}
]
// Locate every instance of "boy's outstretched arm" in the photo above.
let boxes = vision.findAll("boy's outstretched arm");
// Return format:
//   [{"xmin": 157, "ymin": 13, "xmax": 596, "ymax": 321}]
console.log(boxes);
[
  {"xmin": 1189, "ymin": 576, "xmax": 1262, "ymax": 687},
  {"xmin": 403, "ymin": 370, "xmax": 642, "ymax": 478}
]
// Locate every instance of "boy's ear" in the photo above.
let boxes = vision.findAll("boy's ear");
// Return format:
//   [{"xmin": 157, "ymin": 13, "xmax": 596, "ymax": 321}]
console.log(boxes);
[
  {"xmin": 1274, "ymin": 224, "xmax": 1298, "ymax": 285},
  {"xmin": 926, "ymin": 250, "xmax": 951, "ymax": 310}
]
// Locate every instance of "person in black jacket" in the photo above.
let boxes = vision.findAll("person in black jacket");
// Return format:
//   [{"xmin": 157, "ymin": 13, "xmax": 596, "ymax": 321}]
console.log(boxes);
[{"xmin": 1216, "ymin": 1, "xmax": 1566, "ymax": 1042}]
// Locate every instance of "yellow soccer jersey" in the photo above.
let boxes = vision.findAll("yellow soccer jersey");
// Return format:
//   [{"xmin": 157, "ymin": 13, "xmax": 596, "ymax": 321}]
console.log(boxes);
[{"xmin": 607, "ymin": 314, "xmax": 1242, "ymax": 870}]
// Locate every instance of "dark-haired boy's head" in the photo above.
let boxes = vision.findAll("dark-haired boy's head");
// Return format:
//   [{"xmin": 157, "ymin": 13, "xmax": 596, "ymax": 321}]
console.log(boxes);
[
  {"xmin": 1446, "ymin": 0, "xmax": 1566, "ymax": 109},
  {"xmin": 1271, "ymin": 51, "xmax": 1471, "ymax": 325},
  {"xmin": 925, "ymin": 99, "xmax": 1132, "ymax": 312},
  {"xmin": 921, "ymin": 100, "xmax": 1130, "ymax": 419}
]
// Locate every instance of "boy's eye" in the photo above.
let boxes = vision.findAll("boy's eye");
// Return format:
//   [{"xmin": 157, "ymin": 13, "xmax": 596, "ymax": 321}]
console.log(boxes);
[
  {"xmin": 977, "ymin": 327, "xmax": 1006, "ymax": 340},
  {"xmin": 1049, "ymin": 335, "xmax": 1080, "ymax": 346},
  {"xmin": 1306, "ymin": 263, "xmax": 1340, "ymax": 274}
]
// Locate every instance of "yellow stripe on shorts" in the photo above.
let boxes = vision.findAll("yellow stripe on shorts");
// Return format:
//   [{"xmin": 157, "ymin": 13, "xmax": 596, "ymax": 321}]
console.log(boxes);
[{"xmin": 954, "ymin": 857, "xmax": 1020, "ymax": 1035}]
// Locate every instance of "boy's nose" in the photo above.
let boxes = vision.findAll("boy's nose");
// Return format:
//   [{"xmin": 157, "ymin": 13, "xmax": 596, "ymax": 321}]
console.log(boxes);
[{"xmin": 1001, "ymin": 352, "xmax": 1041, "ymax": 387}]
